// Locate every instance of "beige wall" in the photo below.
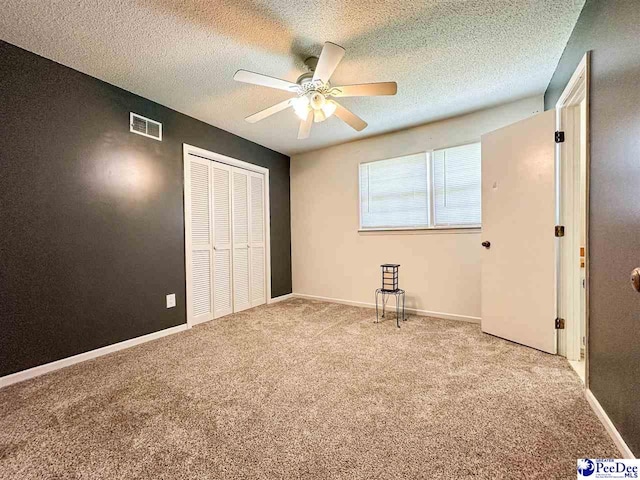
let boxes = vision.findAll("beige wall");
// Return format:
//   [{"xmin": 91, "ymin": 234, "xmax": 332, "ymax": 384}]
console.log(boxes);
[{"xmin": 290, "ymin": 96, "xmax": 544, "ymax": 321}]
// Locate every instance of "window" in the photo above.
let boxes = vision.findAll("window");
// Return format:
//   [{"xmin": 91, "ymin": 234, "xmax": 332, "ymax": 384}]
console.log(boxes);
[
  {"xmin": 359, "ymin": 143, "xmax": 481, "ymax": 230},
  {"xmin": 359, "ymin": 153, "xmax": 429, "ymax": 229},
  {"xmin": 432, "ymin": 143, "xmax": 482, "ymax": 227}
]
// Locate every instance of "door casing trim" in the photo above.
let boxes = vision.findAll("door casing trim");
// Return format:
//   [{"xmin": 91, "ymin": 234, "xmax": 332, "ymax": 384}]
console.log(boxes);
[{"xmin": 555, "ymin": 52, "xmax": 590, "ymax": 385}]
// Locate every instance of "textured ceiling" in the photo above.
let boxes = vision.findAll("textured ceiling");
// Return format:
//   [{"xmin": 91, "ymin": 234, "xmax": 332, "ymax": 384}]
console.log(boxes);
[{"xmin": 0, "ymin": 0, "xmax": 584, "ymax": 155}]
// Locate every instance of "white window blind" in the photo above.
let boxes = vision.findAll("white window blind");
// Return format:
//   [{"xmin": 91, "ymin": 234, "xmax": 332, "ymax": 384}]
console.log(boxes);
[
  {"xmin": 360, "ymin": 153, "xmax": 429, "ymax": 229},
  {"xmin": 432, "ymin": 143, "xmax": 481, "ymax": 226},
  {"xmin": 359, "ymin": 143, "xmax": 481, "ymax": 230}
]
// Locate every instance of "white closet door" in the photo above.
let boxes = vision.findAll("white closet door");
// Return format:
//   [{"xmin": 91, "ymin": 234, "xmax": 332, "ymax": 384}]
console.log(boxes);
[
  {"xmin": 249, "ymin": 172, "xmax": 266, "ymax": 306},
  {"xmin": 185, "ymin": 156, "xmax": 214, "ymax": 325},
  {"xmin": 212, "ymin": 163, "xmax": 233, "ymax": 318},
  {"xmin": 232, "ymin": 168, "xmax": 251, "ymax": 312}
]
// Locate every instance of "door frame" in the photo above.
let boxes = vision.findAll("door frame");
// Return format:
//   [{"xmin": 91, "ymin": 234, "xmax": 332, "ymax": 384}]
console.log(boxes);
[
  {"xmin": 183, "ymin": 144, "xmax": 272, "ymax": 328},
  {"xmin": 555, "ymin": 53, "xmax": 590, "ymax": 383}
]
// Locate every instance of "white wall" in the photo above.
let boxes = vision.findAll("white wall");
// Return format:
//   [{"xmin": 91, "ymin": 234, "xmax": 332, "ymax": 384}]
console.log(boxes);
[{"xmin": 290, "ymin": 96, "xmax": 544, "ymax": 322}]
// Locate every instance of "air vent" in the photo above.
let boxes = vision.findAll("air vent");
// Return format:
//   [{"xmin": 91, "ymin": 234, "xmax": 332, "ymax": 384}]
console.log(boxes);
[{"xmin": 130, "ymin": 113, "xmax": 162, "ymax": 141}]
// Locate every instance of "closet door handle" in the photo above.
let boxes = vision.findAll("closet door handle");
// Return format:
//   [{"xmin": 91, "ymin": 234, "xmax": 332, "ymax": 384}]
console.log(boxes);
[{"xmin": 481, "ymin": 241, "xmax": 491, "ymax": 249}]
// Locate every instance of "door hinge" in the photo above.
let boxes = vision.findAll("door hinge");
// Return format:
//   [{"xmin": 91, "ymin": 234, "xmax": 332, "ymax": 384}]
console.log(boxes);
[
  {"xmin": 555, "ymin": 131, "xmax": 565, "ymax": 143},
  {"xmin": 555, "ymin": 318, "xmax": 565, "ymax": 329},
  {"xmin": 555, "ymin": 225, "xmax": 565, "ymax": 237}
]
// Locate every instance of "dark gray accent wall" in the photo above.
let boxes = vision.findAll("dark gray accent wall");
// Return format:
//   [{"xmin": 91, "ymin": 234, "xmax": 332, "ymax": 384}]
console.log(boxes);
[
  {"xmin": 0, "ymin": 40, "xmax": 291, "ymax": 378},
  {"xmin": 545, "ymin": 0, "xmax": 640, "ymax": 455}
]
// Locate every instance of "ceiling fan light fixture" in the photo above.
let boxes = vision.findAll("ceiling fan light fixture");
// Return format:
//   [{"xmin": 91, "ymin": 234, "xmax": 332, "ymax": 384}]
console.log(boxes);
[
  {"xmin": 321, "ymin": 100, "xmax": 337, "ymax": 119},
  {"xmin": 292, "ymin": 96, "xmax": 310, "ymax": 120},
  {"xmin": 309, "ymin": 91, "xmax": 325, "ymax": 110}
]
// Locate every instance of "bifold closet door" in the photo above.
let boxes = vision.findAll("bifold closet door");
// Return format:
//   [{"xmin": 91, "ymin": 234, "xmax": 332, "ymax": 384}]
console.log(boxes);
[
  {"xmin": 232, "ymin": 169, "xmax": 252, "ymax": 312},
  {"xmin": 249, "ymin": 172, "xmax": 266, "ymax": 307},
  {"xmin": 231, "ymin": 168, "xmax": 267, "ymax": 311},
  {"xmin": 185, "ymin": 156, "xmax": 214, "ymax": 325},
  {"xmin": 211, "ymin": 163, "xmax": 233, "ymax": 318}
]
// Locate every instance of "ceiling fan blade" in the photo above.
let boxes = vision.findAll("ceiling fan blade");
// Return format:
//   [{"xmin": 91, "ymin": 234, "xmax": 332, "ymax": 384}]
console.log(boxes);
[
  {"xmin": 312, "ymin": 42, "xmax": 345, "ymax": 84},
  {"xmin": 333, "ymin": 101, "xmax": 367, "ymax": 131},
  {"xmin": 330, "ymin": 82, "xmax": 397, "ymax": 97},
  {"xmin": 233, "ymin": 70, "xmax": 298, "ymax": 92},
  {"xmin": 245, "ymin": 99, "xmax": 293, "ymax": 123},
  {"xmin": 298, "ymin": 110, "xmax": 313, "ymax": 139}
]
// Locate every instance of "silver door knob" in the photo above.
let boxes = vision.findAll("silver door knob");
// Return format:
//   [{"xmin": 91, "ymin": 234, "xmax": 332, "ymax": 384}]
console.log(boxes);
[{"xmin": 631, "ymin": 268, "xmax": 640, "ymax": 292}]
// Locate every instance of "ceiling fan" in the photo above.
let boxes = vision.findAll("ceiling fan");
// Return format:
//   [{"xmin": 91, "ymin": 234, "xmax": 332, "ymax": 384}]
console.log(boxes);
[{"xmin": 233, "ymin": 42, "xmax": 397, "ymax": 139}]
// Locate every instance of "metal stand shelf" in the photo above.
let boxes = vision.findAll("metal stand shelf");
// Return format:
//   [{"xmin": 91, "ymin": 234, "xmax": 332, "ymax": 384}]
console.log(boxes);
[{"xmin": 375, "ymin": 288, "xmax": 406, "ymax": 328}]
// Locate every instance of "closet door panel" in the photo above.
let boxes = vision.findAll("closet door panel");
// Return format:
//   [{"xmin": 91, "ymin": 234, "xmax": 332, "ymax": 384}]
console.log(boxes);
[
  {"xmin": 233, "ymin": 248, "xmax": 251, "ymax": 309},
  {"xmin": 213, "ymin": 249, "xmax": 232, "ymax": 315},
  {"xmin": 191, "ymin": 250, "xmax": 212, "ymax": 318},
  {"xmin": 251, "ymin": 246, "xmax": 265, "ymax": 304},
  {"xmin": 251, "ymin": 175, "xmax": 265, "ymax": 244},
  {"xmin": 232, "ymin": 169, "xmax": 251, "ymax": 312},
  {"xmin": 212, "ymin": 164, "xmax": 233, "ymax": 318},
  {"xmin": 185, "ymin": 156, "xmax": 214, "ymax": 325},
  {"xmin": 249, "ymin": 174, "xmax": 266, "ymax": 306}
]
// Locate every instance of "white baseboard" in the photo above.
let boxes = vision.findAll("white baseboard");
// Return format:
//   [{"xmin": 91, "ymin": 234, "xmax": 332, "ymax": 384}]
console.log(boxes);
[
  {"xmin": 0, "ymin": 324, "xmax": 189, "ymax": 390},
  {"xmin": 292, "ymin": 293, "xmax": 481, "ymax": 324},
  {"xmin": 585, "ymin": 389, "xmax": 635, "ymax": 459},
  {"xmin": 269, "ymin": 293, "xmax": 294, "ymax": 304}
]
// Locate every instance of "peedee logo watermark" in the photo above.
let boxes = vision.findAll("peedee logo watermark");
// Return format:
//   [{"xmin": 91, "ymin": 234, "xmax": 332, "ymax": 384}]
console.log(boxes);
[{"xmin": 578, "ymin": 459, "xmax": 640, "ymax": 479}]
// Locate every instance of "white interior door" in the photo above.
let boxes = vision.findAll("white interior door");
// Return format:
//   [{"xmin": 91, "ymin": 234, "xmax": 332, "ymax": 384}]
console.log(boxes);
[
  {"xmin": 232, "ymin": 168, "xmax": 252, "ymax": 312},
  {"xmin": 249, "ymin": 172, "xmax": 267, "ymax": 307},
  {"xmin": 212, "ymin": 163, "xmax": 234, "ymax": 318},
  {"xmin": 480, "ymin": 109, "xmax": 557, "ymax": 353},
  {"xmin": 185, "ymin": 156, "xmax": 214, "ymax": 326}
]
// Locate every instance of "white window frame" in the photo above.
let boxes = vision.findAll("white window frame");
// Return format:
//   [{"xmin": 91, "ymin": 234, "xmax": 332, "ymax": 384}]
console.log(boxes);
[{"xmin": 358, "ymin": 144, "xmax": 482, "ymax": 232}]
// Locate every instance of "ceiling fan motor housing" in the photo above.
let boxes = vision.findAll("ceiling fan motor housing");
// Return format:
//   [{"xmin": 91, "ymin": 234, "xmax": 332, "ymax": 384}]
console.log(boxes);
[
  {"xmin": 304, "ymin": 56, "xmax": 319, "ymax": 72},
  {"xmin": 296, "ymin": 56, "xmax": 320, "ymax": 85},
  {"xmin": 296, "ymin": 72, "xmax": 314, "ymax": 85}
]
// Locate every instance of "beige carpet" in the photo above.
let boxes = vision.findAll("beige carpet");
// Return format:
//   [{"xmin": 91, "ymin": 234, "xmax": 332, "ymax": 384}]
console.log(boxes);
[{"xmin": 0, "ymin": 299, "xmax": 617, "ymax": 479}]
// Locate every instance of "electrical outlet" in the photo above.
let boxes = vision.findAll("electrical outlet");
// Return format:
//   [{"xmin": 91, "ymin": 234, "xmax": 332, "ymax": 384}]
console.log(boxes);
[{"xmin": 166, "ymin": 294, "xmax": 176, "ymax": 308}]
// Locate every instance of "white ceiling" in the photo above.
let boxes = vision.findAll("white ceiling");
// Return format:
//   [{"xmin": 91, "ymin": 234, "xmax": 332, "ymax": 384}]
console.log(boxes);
[{"xmin": 0, "ymin": 0, "xmax": 584, "ymax": 156}]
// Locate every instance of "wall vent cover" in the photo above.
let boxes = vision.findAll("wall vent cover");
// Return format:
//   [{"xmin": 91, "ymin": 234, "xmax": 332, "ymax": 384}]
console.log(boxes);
[{"xmin": 130, "ymin": 113, "xmax": 162, "ymax": 141}]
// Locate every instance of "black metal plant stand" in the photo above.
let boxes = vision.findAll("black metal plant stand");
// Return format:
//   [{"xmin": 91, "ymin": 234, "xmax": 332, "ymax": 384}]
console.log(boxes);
[{"xmin": 375, "ymin": 264, "xmax": 406, "ymax": 328}]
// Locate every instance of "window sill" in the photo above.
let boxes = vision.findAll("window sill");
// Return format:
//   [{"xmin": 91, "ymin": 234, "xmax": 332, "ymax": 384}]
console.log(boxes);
[{"xmin": 358, "ymin": 226, "xmax": 481, "ymax": 235}]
